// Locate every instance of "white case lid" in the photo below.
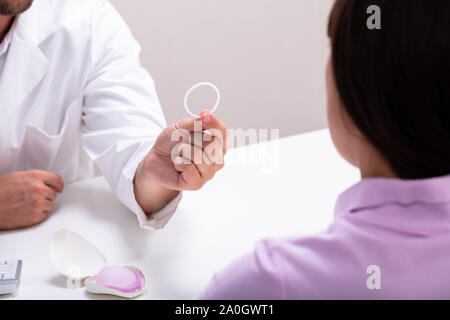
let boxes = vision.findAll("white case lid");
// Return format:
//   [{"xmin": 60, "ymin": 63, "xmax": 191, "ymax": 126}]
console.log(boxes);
[{"xmin": 50, "ymin": 227, "xmax": 107, "ymax": 280}]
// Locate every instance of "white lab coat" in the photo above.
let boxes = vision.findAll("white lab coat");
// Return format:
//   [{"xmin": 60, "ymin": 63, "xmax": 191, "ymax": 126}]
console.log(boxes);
[{"xmin": 0, "ymin": 0, "xmax": 180, "ymax": 229}]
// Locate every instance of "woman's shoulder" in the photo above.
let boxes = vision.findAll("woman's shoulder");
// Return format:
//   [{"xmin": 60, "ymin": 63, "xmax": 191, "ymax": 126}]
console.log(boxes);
[{"xmin": 267, "ymin": 230, "xmax": 375, "ymax": 299}]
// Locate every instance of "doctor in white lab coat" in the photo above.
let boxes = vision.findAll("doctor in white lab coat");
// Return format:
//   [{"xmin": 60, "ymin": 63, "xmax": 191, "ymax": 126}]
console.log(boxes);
[{"xmin": 0, "ymin": 0, "xmax": 226, "ymax": 230}]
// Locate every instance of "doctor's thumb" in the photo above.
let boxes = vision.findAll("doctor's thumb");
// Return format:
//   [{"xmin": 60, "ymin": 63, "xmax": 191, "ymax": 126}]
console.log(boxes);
[{"xmin": 200, "ymin": 111, "xmax": 226, "ymax": 134}]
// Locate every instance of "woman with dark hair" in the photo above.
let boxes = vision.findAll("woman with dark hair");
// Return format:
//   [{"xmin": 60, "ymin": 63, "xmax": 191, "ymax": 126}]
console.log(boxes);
[{"xmin": 199, "ymin": 0, "xmax": 450, "ymax": 299}]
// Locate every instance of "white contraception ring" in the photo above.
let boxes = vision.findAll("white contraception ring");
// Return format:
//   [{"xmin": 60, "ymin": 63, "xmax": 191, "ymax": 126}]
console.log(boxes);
[{"xmin": 184, "ymin": 82, "xmax": 221, "ymax": 118}]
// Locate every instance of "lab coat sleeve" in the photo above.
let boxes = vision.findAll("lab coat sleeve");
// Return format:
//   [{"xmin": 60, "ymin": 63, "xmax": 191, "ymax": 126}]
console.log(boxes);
[{"xmin": 81, "ymin": 0, "xmax": 181, "ymax": 230}]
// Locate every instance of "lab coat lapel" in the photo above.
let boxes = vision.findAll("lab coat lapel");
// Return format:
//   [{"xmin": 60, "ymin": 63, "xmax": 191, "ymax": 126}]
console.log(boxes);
[
  {"xmin": 0, "ymin": 0, "xmax": 55, "ymax": 124},
  {"xmin": 0, "ymin": 40, "xmax": 49, "ymax": 124}
]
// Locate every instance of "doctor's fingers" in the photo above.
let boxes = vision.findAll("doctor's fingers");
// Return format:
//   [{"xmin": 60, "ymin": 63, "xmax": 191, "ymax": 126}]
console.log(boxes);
[
  {"xmin": 176, "ymin": 141, "xmax": 224, "ymax": 167},
  {"xmin": 174, "ymin": 161, "xmax": 204, "ymax": 191},
  {"xmin": 30, "ymin": 198, "xmax": 54, "ymax": 215},
  {"xmin": 42, "ymin": 185, "xmax": 57, "ymax": 201},
  {"xmin": 201, "ymin": 136, "xmax": 225, "ymax": 164},
  {"xmin": 174, "ymin": 115, "xmax": 227, "ymax": 147},
  {"xmin": 187, "ymin": 145, "xmax": 218, "ymax": 182},
  {"xmin": 27, "ymin": 180, "xmax": 57, "ymax": 202},
  {"xmin": 43, "ymin": 172, "xmax": 64, "ymax": 193},
  {"xmin": 175, "ymin": 142, "xmax": 225, "ymax": 181},
  {"xmin": 173, "ymin": 149, "xmax": 221, "ymax": 183},
  {"xmin": 173, "ymin": 118, "xmax": 204, "ymax": 133},
  {"xmin": 200, "ymin": 113, "xmax": 227, "ymax": 154},
  {"xmin": 29, "ymin": 200, "xmax": 53, "ymax": 226},
  {"xmin": 180, "ymin": 132, "xmax": 225, "ymax": 164},
  {"xmin": 174, "ymin": 118, "xmax": 227, "ymax": 154},
  {"xmin": 28, "ymin": 170, "xmax": 64, "ymax": 193},
  {"xmin": 187, "ymin": 131, "xmax": 226, "ymax": 155},
  {"xmin": 195, "ymin": 160, "xmax": 223, "ymax": 182},
  {"xmin": 42, "ymin": 172, "xmax": 64, "ymax": 193}
]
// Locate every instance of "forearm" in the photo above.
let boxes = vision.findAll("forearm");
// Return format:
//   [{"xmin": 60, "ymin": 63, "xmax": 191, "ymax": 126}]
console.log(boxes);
[{"xmin": 133, "ymin": 160, "xmax": 180, "ymax": 214}]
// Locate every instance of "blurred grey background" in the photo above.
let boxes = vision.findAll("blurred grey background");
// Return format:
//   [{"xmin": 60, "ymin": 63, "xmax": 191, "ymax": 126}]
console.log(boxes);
[{"xmin": 109, "ymin": 0, "xmax": 334, "ymax": 138}]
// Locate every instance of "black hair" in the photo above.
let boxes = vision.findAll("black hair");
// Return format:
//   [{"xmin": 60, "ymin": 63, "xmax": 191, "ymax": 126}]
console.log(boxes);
[{"xmin": 328, "ymin": 0, "xmax": 450, "ymax": 179}]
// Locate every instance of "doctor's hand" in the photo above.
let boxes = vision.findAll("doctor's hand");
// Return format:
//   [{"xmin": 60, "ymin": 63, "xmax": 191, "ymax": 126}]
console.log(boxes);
[
  {"xmin": 0, "ymin": 170, "xmax": 64, "ymax": 230},
  {"xmin": 134, "ymin": 111, "xmax": 227, "ymax": 214}
]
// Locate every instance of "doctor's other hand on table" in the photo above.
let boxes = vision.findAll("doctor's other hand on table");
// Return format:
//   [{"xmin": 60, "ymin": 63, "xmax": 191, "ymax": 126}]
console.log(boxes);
[{"xmin": 0, "ymin": 0, "xmax": 226, "ymax": 231}]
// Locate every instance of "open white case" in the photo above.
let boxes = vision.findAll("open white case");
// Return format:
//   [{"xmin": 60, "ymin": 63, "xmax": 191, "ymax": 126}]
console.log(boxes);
[{"xmin": 50, "ymin": 227, "xmax": 147, "ymax": 298}]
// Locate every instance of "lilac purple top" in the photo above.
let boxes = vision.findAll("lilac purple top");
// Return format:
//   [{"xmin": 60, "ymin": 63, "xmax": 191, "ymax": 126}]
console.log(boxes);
[{"xmin": 199, "ymin": 175, "xmax": 450, "ymax": 299}]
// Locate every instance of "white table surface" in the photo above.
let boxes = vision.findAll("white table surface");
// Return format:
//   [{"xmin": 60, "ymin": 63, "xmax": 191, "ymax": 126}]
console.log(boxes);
[{"xmin": 0, "ymin": 129, "xmax": 359, "ymax": 300}]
